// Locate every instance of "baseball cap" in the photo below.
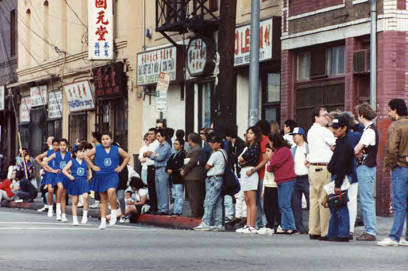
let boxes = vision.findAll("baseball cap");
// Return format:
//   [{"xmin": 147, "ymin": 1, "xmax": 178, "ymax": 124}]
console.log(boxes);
[
  {"xmin": 331, "ymin": 116, "xmax": 348, "ymax": 129},
  {"xmin": 290, "ymin": 127, "xmax": 305, "ymax": 136}
]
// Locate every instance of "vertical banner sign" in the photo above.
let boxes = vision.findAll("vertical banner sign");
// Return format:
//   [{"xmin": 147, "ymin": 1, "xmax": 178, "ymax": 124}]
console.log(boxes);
[
  {"xmin": 19, "ymin": 96, "xmax": 31, "ymax": 123},
  {"xmin": 64, "ymin": 81, "xmax": 95, "ymax": 112},
  {"xmin": 0, "ymin": 86, "xmax": 5, "ymax": 111},
  {"xmin": 155, "ymin": 72, "xmax": 170, "ymax": 112},
  {"xmin": 48, "ymin": 91, "xmax": 63, "ymax": 119},
  {"xmin": 88, "ymin": 0, "xmax": 113, "ymax": 60},
  {"xmin": 30, "ymin": 85, "xmax": 47, "ymax": 107}
]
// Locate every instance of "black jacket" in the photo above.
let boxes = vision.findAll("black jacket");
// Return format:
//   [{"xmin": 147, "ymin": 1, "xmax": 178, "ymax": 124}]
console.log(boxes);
[
  {"xmin": 19, "ymin": 178, "xmax": 38, "ymax": 198},
  {"xmin": 228, "ymin": 137, "xmax": 246, "ymax": 177},
  {"xmin": 328, "ymin": 136, "xmax": 355, "ymax": 188},
  {"xmin": 166, "ymin": 150, "xmax": 186, "ymax": 184},
  {"xmin": 117, "ymin": 157, "xmax": 129, "ymax": 190}
]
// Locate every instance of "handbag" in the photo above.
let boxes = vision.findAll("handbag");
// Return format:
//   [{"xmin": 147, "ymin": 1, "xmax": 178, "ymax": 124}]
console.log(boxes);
[
  {"xmin": 219, "ymin": 151, "xmax": 241, "ymax": 196},
  {"xmin": 327, "ymin": 191, "xmax": 348, "ymax": 208}
]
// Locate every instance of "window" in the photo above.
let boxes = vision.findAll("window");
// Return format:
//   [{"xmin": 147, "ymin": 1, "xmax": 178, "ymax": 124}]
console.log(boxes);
[
  {"xmin": 328, "ymin": 46, "xmax": 345, "ymax": 75},
  {"xmin": 10, "ymin": 9, "xmax": 16, "ymax": 57},
  {"xmin": 297, "ymin": 52, "xmax": 311, "ymax": 81},
  {"xmin": 69, "ymin": 114, "xmax": 87, "ymax": 145},
  {"xmin": 48, "ymin": 119, "xmax": 62, "ymax": 141},
  {"xmin": 262, "ymin": 73, "xmax": 281, "ymax": 123}
]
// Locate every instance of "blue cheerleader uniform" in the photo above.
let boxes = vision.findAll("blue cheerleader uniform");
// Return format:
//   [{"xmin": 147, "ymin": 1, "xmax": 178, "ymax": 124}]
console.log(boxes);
[
  {"xmin": 69, "ymin": 158, "xmax": 90, "ymax": 195},
  {"xmin": 55, "ymin": 151, "xmax": 72, "ymax": 189},
  {"xmin": 90, "ymin": 144, "xmax": 119, "ymax": 193},
  {"xmin": 41, "ymin": 149, "xmax": 58, "ymax": 186}
]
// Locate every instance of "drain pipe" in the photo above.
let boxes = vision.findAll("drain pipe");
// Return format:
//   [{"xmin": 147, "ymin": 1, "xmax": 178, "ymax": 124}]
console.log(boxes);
[{"xmin": 369, "ymin": 0, "xmax": 377, "ymax": 111}]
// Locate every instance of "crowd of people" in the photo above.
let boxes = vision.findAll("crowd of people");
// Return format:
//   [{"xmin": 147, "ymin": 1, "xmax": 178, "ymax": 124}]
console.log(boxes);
[{"xmin": 0, "ymin": 99, "xmax": 407, "ymax": 247}]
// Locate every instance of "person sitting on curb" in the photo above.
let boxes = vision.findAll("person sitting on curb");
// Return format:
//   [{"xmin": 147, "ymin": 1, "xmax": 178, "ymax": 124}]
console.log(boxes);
[
  {"xmin": 14, "ymin": 171, "xmax": 38, "ymax": 203},
  {"xmin": 0, "ymin": 172, "xmax": 15, "ymax": 206}
]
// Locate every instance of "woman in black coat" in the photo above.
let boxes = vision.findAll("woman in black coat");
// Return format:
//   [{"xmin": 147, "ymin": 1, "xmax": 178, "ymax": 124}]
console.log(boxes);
[{"xmin": 166, "ymin": 138, "xmax": 186, "ymax": 216}]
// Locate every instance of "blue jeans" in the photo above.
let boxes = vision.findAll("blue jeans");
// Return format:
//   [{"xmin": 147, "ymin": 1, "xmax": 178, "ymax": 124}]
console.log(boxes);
[
  {"xmin": 278, "ymin": 180, "xmax": 296, "ymax": 231},
  {"xmin": 357, "ymin": 165, "xmax": 377, "ymax": 235},
  {"xmin": 389, "ymin": 166, "xmax": 408, "ymax": 242},
  {"xmin": 141, "ymin": 168, "xmax": 148, "ymax": 185},
  {"xmin": 155, "ymin": 168, "xmax": 169, "ymax": 213},
  {"xmin": 172, "ymin": 184, "xmax": 184, "ymax": 215},
  {"xmin": 202, "ymin": 176, "xmax": 223, "ymax": 226},
  {"xmin": 256, "ymin": 179, "xmax": 267, "ymax": 228},
  {"xmin": 328, "ymin": 205, "xmax": 350, "ymax": 239},
  {"xmin": 291, "ymin": 176, "xmax": 310, "ymax": 232},
  {"xmin": 224, "ymin": 195, "xmax": 234, "ymax": 222}
]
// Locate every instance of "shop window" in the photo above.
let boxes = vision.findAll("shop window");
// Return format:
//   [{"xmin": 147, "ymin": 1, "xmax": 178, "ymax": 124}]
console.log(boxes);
[
  {"xmin": 262, "ymin": 73, "xmax": 281, "ymax": 123},
  {"xmin": 201, "ymin": 83, "xmax": 212, "ymax": 128},
  {"xmin": 297, "ymin": 51, "xmax": 311, "ymax": 81},
  {"xmin": 69, "ymin": 113, "xmax": 87, "ymax": 145},
  {"xmin": 328, "ymin": 46, "xmax": 345, "ymax": 76},
  {"xmin": 47, "ymin": 119, "xmax": 62, "ymax": 141}
]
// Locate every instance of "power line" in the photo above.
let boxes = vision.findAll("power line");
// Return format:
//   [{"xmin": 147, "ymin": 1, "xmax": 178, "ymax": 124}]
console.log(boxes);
[{"xmin": 64, "ymin": 0, "xmax": 87, "ymax": 29}]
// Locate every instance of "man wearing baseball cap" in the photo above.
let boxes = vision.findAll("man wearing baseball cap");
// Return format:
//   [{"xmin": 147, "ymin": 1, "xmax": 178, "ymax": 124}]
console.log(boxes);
[{"xmin": 290, "ymin": 127, "xmax": 310, "ymax": 234}]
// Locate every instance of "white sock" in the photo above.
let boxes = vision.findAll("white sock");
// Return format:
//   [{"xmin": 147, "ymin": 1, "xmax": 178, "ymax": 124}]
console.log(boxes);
[
  {"xmin": 56, "ymin": 203, "xmax": 61, "ymax": 213},
  {"xmin": 111, "ymin": 209, "xmax": 117, "ymax": 219},
  {"xmin": 62, "ymin": 213, "xmax": 66, "ymax": 218},
  {"xmin": 83, "ymin": 210, "xmax": 88, "ymax": 217},
  {"xmin": 73, "ymin": 216, "xmax": 78, "ymax": 222},
  {"xmin": 101, "ymin": 217, "xmax": 107, "ymax": 224},
  {"xmin": 48, "ymin": 205, "xmax": 53, "ymax": 210}
]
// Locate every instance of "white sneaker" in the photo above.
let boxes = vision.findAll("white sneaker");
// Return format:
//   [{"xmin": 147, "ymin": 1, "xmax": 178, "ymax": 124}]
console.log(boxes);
[
  {"xmin": 90, "ymin": 201, "xmax": 100, "ymax": 209},
  {"xmin": 61, "ymin": 214, "xmax": 68, "ymax": 223},
  {"xmin": 236, "ymin": 225, "xmax": 249, "ymax": 233},
  {"xmin": 399, "ymin": 239, "xmax": 408, "ymax": 247},
  {"xmin": 56, "ymin": 213, "xmax": 62, "ymax": 221},
  {"xmin": 37, "ymin": 205, "xmax": 48, "ymax": 212},
  {"xmin": 276, "ymin": 225, "xmax": 284, "ymax": 234},
  {"xmin": 81, "ymin": 216, "xmax": 88, "ymax": 224},
  {"xmin": 72, "ymin": 217, "xmax": 79, "ymax": 226},
  {"xmin": 210, "ymin": 225, "xmax": 225, "ymax": 232},
  {"xmin": 257, "ymin": 227, "xmax": 274, "ymax": 235},
  {"xmin": 109, "ymin": 216, "xmax": 117, "ymax": 226},
  {"xmin": 98, "ymin": 222, "xmax": 106, "ymax": 230},
  {"xmin": 377, "ymin": 237, "xmax": 399, "ymax": 247},
  {"xmin": 47, "ymin": 209, "xmax": 53, "ymax": 217},
  {"xmin": 77, "ymin": 203, "xmax": 84, "ymax": 208},
  {"xmin": 194, "ymin": 222, "xmax": 211, "ymax": 231},
  {"xmin": 119, "ymin": 216, "xmax": 126, "ymax": 224},
  {"xmin": 241, "ymin": 226, "xmax": 257, "ymax": 234}
]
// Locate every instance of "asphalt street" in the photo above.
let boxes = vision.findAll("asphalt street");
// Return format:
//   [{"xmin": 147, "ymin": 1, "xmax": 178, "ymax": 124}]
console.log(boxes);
[{"xmin": 0, "ymin": 208, "xmax": 406, "ymax": 271}]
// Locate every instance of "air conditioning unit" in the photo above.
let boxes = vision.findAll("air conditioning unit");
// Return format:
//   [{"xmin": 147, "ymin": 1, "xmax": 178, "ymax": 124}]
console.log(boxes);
[{"xmin": 353, "ymin": 49, "xmax": 370, "ymax": 74}]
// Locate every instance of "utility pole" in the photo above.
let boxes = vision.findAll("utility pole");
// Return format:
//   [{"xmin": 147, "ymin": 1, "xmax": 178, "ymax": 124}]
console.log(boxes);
[
  {"xmin": 248, "ymin": 0, "xmax": 260, "ymax": 126},
  {"xmin": 369, "ymin": 0, "xmax": 377, "ymax": 111}
]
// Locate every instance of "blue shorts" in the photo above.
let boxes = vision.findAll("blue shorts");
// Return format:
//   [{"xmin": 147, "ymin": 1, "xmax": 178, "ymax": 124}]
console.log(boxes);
[
  {"xmin": 90, "ymin": 172, "xmax": 119, "ymax": 193},
  {"xmin": 68, "ymin": 178, "xmax": 90, "ymax": 196},
  {"xmin": 41, "ymin": 172, "xmax": 57, "ymax": 187}
]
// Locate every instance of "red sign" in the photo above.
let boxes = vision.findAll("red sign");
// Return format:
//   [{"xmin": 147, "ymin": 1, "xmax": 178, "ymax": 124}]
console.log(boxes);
[{"xmin": 93, "ymin": 62, "xmax": 126, "ymax": 97}]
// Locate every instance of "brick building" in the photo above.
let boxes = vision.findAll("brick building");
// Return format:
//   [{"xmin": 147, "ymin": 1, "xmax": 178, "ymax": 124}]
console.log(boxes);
[{"xmin": 281, "ymin": 0, "xmax": 408, "ymax": 216}]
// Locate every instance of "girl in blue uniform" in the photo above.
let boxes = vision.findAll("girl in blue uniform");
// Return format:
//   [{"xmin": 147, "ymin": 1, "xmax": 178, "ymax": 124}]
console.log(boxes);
[
  {"xmin": 35, "ymin": 139, "xmax": 60, "ymax": 218},
  {"xmin": 84, "ymin": 132, "xmax": 131, "ymax": 230},
  {"xmin": 63, "ymin": 143, "xmax": 92, "ymax": 225},
  {"xmin": 43, "ymin": 139, "xmax": 71, "ymax": 222}
]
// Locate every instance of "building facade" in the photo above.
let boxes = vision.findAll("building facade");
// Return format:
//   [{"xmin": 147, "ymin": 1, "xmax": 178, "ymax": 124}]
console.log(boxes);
[
  {"xmin": 0, "ymin": 0, "xmax": 18, "ymax": 171},
  {"xmin": 8, "ymin": 0, "xmax": 144, "ymax": 162},
  {"xmin": 281, "ymin": 0, "xmax": 408, "ymax": 216}
]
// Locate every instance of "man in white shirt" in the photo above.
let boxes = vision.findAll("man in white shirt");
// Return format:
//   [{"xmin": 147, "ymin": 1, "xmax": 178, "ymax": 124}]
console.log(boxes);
[
  {"xmin": 142, "ymin": 128, "xmax": 160, "ymax": 213},
  {"xmin": 307, "ymin": 107, "xmax": 336, "ymax": 239},
  {"xmin": 290, "ymin": 127, "xmax": 309, "ymax": 234}
]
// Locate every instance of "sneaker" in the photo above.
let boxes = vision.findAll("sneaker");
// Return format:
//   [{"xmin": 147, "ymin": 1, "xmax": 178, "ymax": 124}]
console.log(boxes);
[
  {"xmin": 119, "ymin": 216, "xmax": 126, "ymax": 224},
  {"xmin": 356, "ymin": 233, "xmax": 376, "ymax": 241},
  {"xmin": 77, "ymin": 203, "xmax": 84, "ymax": 208},
  {"xmin": 81, "ymin": 216, "xmax": 88, "ymax": 224},
  {"xmin": 241, "ymin": 226, "xmax": 257, "ymax": 234},
  {"xmin": 194, "ymin": 222, "xmax": 211, "ymax": 231},
  {"xmin": 72, "ymin": 217, "xmax": 79, "ymax": 226},
  {"xmin": 257, "ymin": 227, "xmax": 274, "ymax": 235},
  {"xmin": 377, "ymin": 237, "xmax": 399, "ymax": 247},
  {"xmin": 235, "ymin": 225, "xmax": 249, "ymax": 233},
  {"xmin": 90, "ymin": 201, "xmax": 100, "ymax": 209},
  {"xmin": 37, "ymin": 205, "xmax": 48, "ymax": 212},
  {"xmin": 399, "ymin": 239, "xmax": 408, "ymax": 246},
  {"xmin": 98, "ymin": 223, "xmax": 106, "ymax": 230},
  {"xmin": 47, "ymin": 209, "xmax": 53, "ymax": 218},
  {"xmin": 109, "ymin": 216, "xmax": 117, "ymax": 226},
  {"xmin": 61, "ymin": 214, "xmax": 68, "ymax": 223},
  {"xmin": 210, "ymin": 225, "xmax": 225, "ymax": 232},
  {"xmin": 56, "ymin": 213, "xmax": 62, "ymax": 221},
  {"xmin": 276, "ymin": 225, "xmax": 284, "ymax": 234}
]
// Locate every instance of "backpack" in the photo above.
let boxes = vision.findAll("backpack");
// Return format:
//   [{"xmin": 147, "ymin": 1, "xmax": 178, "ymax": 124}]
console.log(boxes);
[{"xmin": 219, "ymin": 151, "xmax": 240, "ymax": 196}]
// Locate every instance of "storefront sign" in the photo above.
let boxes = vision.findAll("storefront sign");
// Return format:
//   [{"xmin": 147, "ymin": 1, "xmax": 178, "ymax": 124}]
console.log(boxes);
[
  {"xmin": 30, "ymin": 85, "xmax": 47, "ymax": 107},
  {"xmin": 19, "ymin": 96, "xmax": 31, "ymax": 123},
  {"xmin": 156, "ymin": 72, "xmax": 170, "ymax": 112},
  {"xmin": 187, "ymin": 37, "xmax": 216, "ymax": 77},
  {"xmin": 137, "ymin": 46, "xmax": 179, "ymax": 85},
  {"xmin": 234, "ymin": 18, "xmax": 273, "ymax": 66},
  {"xmin": 93, "ymin": 62, "xmax": 126, "ymax": 97},
  {"xmin": 64, "ymin": 81, "xmax": 95, "ymax": 112},
  {"xmin": 48, "ymin": 91, "xmax": 63, "ymax": 119},
  {"xmin": 88, "ymin": 0, "xmax": 113, "ymax": 60},
  {"xmin": 0, "ymin": 86, "xmax": 5, "ymax": 111}
]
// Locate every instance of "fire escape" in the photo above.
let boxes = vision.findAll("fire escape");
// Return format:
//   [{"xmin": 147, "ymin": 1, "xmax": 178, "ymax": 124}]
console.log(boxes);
[{"xmin": 156, "ymin": 0, "xmax": 219, "ymax": 46}]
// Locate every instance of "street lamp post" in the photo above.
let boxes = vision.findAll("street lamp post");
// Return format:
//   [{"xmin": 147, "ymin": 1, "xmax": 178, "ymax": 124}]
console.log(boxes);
[
  {"xmin": 248, "ymin": 0, "xmax": 260, "ymax": 126},
  {"xmin": 370, "ymin": 0, "xmax": 377, "ymax": 112}
]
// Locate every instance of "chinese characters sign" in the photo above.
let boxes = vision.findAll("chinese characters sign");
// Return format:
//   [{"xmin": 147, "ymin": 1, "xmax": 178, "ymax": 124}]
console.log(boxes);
[
  {"xmin": 156, "ymin": 72, "xmax": 170, "ymax": 113},
  {"xmin": 234, "ymin": 18, "xmax": 273, "ymax": 66},
  {"xmin": 137, "ymin": 46, "xmax": 178, "ymax": 85},
  {"xmin": 88, "ymin": 0, "xmax": 113, "ymax": 60},
  {"xmin": 64, "ymin": 81, "xmax": 95, "ymax": 112},
  {"xmin": 48, "ymin": 91, "xmax": 63, "ymax": 119},
  {"xmin": 19, "ymin": 96, "xmax": 31, "ymax": 123},
  {"xmin": 30, "ymin": 85, "xmax": 47, "ymax": 107},
  {"xmin": 92, "ymin": 62, "xmax": 125, "ymax": 97},
  {"xmin": 187, "ymin": 37, "xmax": 215, "ymax": 77}
]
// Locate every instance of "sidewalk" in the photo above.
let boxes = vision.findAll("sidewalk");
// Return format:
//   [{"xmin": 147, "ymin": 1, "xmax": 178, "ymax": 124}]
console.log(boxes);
[
  {"xmin": 1, "ymin": 197, "xmax": 201, "ymax": 230},
  {"xmin": 1, "ymin": 197, "xmax": 394, "ymax": 235}
]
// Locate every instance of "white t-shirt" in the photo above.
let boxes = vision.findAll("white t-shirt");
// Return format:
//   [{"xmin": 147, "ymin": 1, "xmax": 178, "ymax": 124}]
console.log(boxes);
[
  {"xmin": 207, "ymin": 150, "xmax": 227, "ymax": 177},
  {"xmin": 138, "ymin": 140, "xmax": 160, "ymax": 168},
  {"xmin": 307, "ymin": 123, "xmax": 336, "ymax": 163},
  {"xmin": 358, "ymin": 122, "xmax": 376, "ymax": 147},
  {"xmin": 294, "ymin": 143, "xmax": 308, "ymax": 176}
]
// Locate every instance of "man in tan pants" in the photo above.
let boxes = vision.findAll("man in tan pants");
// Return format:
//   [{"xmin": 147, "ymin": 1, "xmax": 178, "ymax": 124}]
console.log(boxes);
[{"xmin": 307, "ymin": 107, "xmax": 336, "ymax": 239}]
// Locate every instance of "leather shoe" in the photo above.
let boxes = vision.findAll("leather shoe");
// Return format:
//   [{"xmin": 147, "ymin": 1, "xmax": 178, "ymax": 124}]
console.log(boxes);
[{"xmin": 309, "ymin": 234, "xmax": 320, "ymax": 240}]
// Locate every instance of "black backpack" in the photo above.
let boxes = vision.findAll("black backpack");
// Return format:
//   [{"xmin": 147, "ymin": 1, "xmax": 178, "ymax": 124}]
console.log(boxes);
[{"xmin": 219, "ymin": 151, "xmax": 241, "ymax": 196}]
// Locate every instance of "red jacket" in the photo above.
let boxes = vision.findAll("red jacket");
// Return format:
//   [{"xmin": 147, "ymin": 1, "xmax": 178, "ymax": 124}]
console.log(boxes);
[
  {"xmin": 266, "ymin": 147, "xmax": 296, "ymax": 185},
  {"xmin": 0, "ymin": 179, "xmax": 15, "ymax": 198}
]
